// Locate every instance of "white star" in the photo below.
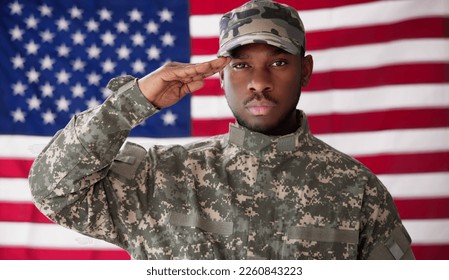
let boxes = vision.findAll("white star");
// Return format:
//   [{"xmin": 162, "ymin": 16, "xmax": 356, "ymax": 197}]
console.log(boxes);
[
  {"xmin": 161, "ymin": 110, "xmax": 177, "ymax": 126},
  {"xmin": 128, "ymin": 8, "xmax": 143, "ymax": 22},
  {"xmin": 11, "ymin": 108, "xmax": 26, "ymax": 123},
  {"xmin": 38, "ymin": 4, "xmax": 52, "ymax": 17},
  {"xmin": 116, "ymin": 45, "xmax": 130, "ymax": 60},
  {"xmin": 101, "ymin": 31, "xmax": 115, "ymax": 46},
  {"xmin": 146, "ymin": 45, "xmax": 161, "ymax": 60},
  {"xmin": 158, "ymin": 8, "xmax": 173, "ymax": 22},
  {"xmin": 41, "ymin": 82, "xmax": 54, "ymax": 97},
  {"xmin": 98, "ymin": 8, "xmax": 112, "ymax": 21},
  {"xmin": 40, "ymin": 29, "xmax": 54, "ymax": 42},
  {"xmin": 42, "ymin": 109, "xmax": 56, "ymax": 124},
  {"xmin": 27, "ymin": 95, "xmax": 42, "ymax": 110},
  {"xmin": 101, "ymin": 58, "xmax": 116, "ymax": 73},
  {"xmin": 9, "ymin": 26, "xmax": 23, "ymax": 40},
  {"xmin": 146, "ymin": 20, "xmax": 159, "ymax": 34},
  {"xmin": 115, "ymin": 21, "xmax": 129, "ymax": 33},
  {"xmin": 26, "ymin": 68, "xmax": 40, "ymax": 83},
  {"xmin": 56, "ymin": 17, "xmax": 70, "ymax": 31},
  {"xmin": 87, "ymin": 44, "xmax": 101, "ymax": 59},
  {"xmin": 40, "ymin": 55, "xmax": 55, "ymax": 70},
  {"xmin": 25, "ymin": 40, "xmax": 39, "ymax": 55},
  {"xmin": 86, "ymin": 97, "xmax": 101, "ymax": 109},
  {"xmin": 87, "ymin": 72, "xmax": 102, "ymax": 85},
  {"xmin": 12, "ymin": 81, "xmax": 27, "ymax": 95},
  {"xmin": 160, "ymin": 32, "xmax": 175, "ymax": 47},
  {"xmin": 57, "ymin": 44, "xmax": 71, "ymax": 57},
  {"xmin": 86, "ymin": 19, "xmax": 99, "ymax": 32},
  {"xmin": 131, "ymin": 59, "xmax": 146, "ymax": 74},
  {"xmin": 72, "ymin": 58, "xmax": 86, "ymax": 71},
  {"xmin": 69, "ymin": 6, "xmax": 83, "ymax": 19},
  {"xmin": 131, "ymin": 32, "xmax": 145, "ymax": 46},
  {"xmin": 11, "ymin": 54, "xmax": 25, "ymax": 69},
  {"xmin": 56, "ymin": 69, "xmax": 71, "ymax": 84},
  {"xmin": 9, "ymin": 1, "xmax": 23, "ymax": 15},
  {"xmin": 56, "ymin": 96, "xmax": 71, "ymax": 112},
  {"xmin": 25, "ymin": 15, "xmax": 39, "ymax": 29},
  {"xmin": 71, "ymin": 83, "xmax": 86, "ymax": 98},
  {"xmin": 72, "ymin": 31, "xmax": 86, "ymax": 45}
]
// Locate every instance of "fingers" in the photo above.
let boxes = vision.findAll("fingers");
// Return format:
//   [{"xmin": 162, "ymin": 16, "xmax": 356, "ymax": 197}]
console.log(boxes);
[{"xmin": 163, "ymin": 57, "xmax": 230, "ymax": 82}]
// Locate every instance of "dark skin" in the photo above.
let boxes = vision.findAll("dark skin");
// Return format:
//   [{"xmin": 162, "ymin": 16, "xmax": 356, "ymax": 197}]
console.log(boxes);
[
  {"xmin": 221, "ymin": 43, "xmax": 313, "ymax": 135},
  {"xmin": 137, "ymin": 43, "xmax": 313, "ymax": 136}
]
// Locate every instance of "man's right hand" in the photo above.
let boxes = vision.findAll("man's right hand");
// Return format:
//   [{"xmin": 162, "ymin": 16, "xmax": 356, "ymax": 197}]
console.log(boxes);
[{"xmin": 137, "ymin": 57, "xmax": 230, "ymax": 109}]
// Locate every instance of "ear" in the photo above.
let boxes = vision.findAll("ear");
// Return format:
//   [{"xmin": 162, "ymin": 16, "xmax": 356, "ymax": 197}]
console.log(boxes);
[{"xmin": 301, "ymin": 54, "xmax": 313, "ymax": 87}]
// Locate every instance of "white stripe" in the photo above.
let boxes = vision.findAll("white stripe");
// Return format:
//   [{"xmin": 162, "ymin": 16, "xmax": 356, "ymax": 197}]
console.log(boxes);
[
  {"xmin": 0, "ymin": 219, "xmax": 447, "ymax": 248},
  {"xmin": 403, "ymin": 219, "xmax": 449, "ymax": 244},
  {"xmin": 192, "ymin": 83, "xmax": 449, "ymax": 117},
  {"xmin": 379, "ymin": 172, "xmax": 449, "ymax": 199},
  {"xmin": 191, "ymin": 39, "xmax": 449, "ymax": 72},
  {"xmin": 190, "ymin": 0, "xmax": 449, "ymax": 36},
  {"xmin": 3, "ymin": 173, "xmax": 449, "ymax": 203},
  {"xmin": 317, "ymin": 127, "xmax": 449, "ymax": 157},
  {"xmin": 0, "ymin": 178, "xmax": 32, "ymax": 202},
  {"xmin": 0, "ymin": 222, "xmax": 120, "ymax": 249}
]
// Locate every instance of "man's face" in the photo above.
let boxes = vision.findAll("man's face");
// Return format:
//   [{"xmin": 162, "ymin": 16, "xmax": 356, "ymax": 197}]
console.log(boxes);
[{"xmin": 221, "ymin": 43, "xmax": 313, "ymax": 136}]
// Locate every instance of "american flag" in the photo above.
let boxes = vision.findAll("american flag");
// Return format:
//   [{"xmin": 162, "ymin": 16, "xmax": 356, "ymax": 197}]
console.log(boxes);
[{"xmin": 0, "ymin": 0, "xmax": 448, "ymax": 260}]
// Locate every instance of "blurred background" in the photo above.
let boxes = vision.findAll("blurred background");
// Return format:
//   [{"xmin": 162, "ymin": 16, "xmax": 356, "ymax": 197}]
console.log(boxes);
[{"xmin": 1, "ymin": 0, "xmax": 448, "ymax": 260}]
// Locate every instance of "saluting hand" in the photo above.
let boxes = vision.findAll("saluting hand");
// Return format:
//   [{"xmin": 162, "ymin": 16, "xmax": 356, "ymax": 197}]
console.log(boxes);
[{"xmin": 137, "ymin": 57, "xmax": 230, "ymax": 109}]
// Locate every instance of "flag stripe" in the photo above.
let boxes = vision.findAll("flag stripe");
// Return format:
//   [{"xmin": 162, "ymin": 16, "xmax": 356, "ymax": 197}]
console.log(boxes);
[
  {"xmin": 356, "ymin": 152, "xmax": 449, "ymax": 175},
  {"xmin": 0, "ymin": 247, "xmax": 129, "ymax": 260},
  {"xmin": 189, "ymin": 0, "xmax": 379, "ymax": 14},
  {"xmin": 395, "ymin": 198, "xmax": 449, "ymax": 219},
  {"xmin": 0, "ymin": 202, "xmax": 51, "ymax": 223}
]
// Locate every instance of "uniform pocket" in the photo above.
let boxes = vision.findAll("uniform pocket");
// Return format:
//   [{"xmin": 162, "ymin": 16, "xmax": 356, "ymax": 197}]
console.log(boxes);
[{"xmin": 169, "ymin": 212, "xmax": 233, "ymax": 236}]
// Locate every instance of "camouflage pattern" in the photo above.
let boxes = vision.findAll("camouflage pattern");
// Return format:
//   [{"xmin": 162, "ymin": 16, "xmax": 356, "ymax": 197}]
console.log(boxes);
[
  {"xmin": 28, "ymin": 76, "xmax": 415, "ymax": 260},
  {"xmin": 218, "ymin": 0, "xmax": 306, "ymax": 57}
]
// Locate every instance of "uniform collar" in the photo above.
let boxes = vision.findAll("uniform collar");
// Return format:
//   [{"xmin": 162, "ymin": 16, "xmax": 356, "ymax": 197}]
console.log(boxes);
[{"xmin": 227, "ymin": 110, "xmax": 311, "ymax": 153}]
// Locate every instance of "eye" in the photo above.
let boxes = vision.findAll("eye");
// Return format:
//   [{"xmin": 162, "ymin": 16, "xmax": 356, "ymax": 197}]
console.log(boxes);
[
  {"xmin": 271, "ymin": 60, "xmax": 287, "ymax": 67},
  {"xmin": 232, "ymin": 62, "xmax": 249, "ymax": 69}
]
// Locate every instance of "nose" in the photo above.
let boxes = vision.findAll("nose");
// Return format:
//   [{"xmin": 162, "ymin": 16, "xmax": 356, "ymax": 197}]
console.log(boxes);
[{"xmin": 248, "ymin": 67, "xmax": 273, "ymax": 94}]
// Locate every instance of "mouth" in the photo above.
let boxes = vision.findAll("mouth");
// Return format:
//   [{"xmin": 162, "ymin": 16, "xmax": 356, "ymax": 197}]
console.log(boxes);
[{"xmin": 246, "ymin": 101, "xmax": 276, "ymax": 116}]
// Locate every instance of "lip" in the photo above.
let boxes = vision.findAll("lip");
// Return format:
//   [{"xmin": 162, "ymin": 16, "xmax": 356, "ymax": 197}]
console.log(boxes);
[{"xmin": 246, "ymin": 101, "xmax": 276, "ymax": 116}]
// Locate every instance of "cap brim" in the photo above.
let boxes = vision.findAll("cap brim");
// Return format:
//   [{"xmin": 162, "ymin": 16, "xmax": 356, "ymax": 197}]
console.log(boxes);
[{"xmin": 218, "ymin": 32, "xmax": 300, "ymax": 57}]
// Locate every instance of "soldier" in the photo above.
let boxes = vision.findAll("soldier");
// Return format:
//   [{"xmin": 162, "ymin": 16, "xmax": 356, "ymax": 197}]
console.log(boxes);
[{"xmin": 28, "ymin": 0, "xmax": 415, "ymax": 259}]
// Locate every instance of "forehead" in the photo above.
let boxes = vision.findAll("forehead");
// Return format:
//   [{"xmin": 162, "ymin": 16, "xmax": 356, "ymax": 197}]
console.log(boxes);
[{"xmin": 230, "ymin": 43, "xmax": 291, "ymax": 58}]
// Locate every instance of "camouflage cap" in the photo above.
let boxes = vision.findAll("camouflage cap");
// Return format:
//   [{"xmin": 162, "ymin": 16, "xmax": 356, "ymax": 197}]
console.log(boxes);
[{"xmin": 218, "ymin": 0, "xmax": 306, "ymax": 56}]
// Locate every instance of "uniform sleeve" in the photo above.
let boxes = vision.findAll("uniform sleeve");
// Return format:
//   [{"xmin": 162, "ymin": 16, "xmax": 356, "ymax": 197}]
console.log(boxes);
[
  {"xmin": 28, "ymin": 76, "xmax": 158, "ymax": 248},
  {"xmin": 358, "ymin": 174, "xmax": 415, "ymax": 260}
]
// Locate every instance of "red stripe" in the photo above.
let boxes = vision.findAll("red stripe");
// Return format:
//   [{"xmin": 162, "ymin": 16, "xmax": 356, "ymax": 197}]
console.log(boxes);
[
  {"xmin": 192, "ymin": 108, "xmax": 449, "ymax": 136},
  {"xmin": 395, "ymin": 198, "xmax": 449, "ymax": 219},
  {"xmin": 356, "ymin": 152, "xmax": 449, "ymax": 175},
  {"xmin": 308, "ymin": 108, "xmax": 449, "ymax": 134},
  {"xmin": 0, "ymin": 202, "xmax": 53, "ymax": 224},
  {"xmin": 189, "ymin": 0, "xmax": 380, "ymax": 15},
  {"xmin": 0, "ymin": 159, "xmax": 33, "ymax": 178},
  {"xmin": 191, "ymin": 17, "xmax": 449, "ymax": 55},
  {"xmin": 412, "ymin": 244, "xmax": 449, "ymax": 260},
  {"xmin": 308, "ymin": 64, "xmax": 449, "ymax": 91},
  {"xmin": 195, "ymin": 63, "xmax": 449, "ymax": 94},
  {"xmin": 0, "ymin": 247, "xmax": 130, "ymax": 260},
  {"xmin": 0, "ymin": 245, "xmax": 445, "ymax": 260}
]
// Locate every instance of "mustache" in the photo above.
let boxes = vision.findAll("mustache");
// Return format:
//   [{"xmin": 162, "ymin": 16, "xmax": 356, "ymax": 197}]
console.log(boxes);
[{"xmin": 243, "ymin": 92, "xmax": 278, "ymax": 106}]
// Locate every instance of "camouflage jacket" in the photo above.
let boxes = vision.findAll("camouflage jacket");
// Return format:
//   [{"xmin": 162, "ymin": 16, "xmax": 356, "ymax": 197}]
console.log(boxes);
[{"xmin": 29, "ymin": 76, "xmax": 414, "ymax": 260}]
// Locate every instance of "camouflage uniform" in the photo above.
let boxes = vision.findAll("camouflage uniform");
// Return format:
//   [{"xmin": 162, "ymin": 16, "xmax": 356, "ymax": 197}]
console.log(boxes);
[{"xmin": 29, "ymin": 76, "xmax": 414, "ymax": 259}]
